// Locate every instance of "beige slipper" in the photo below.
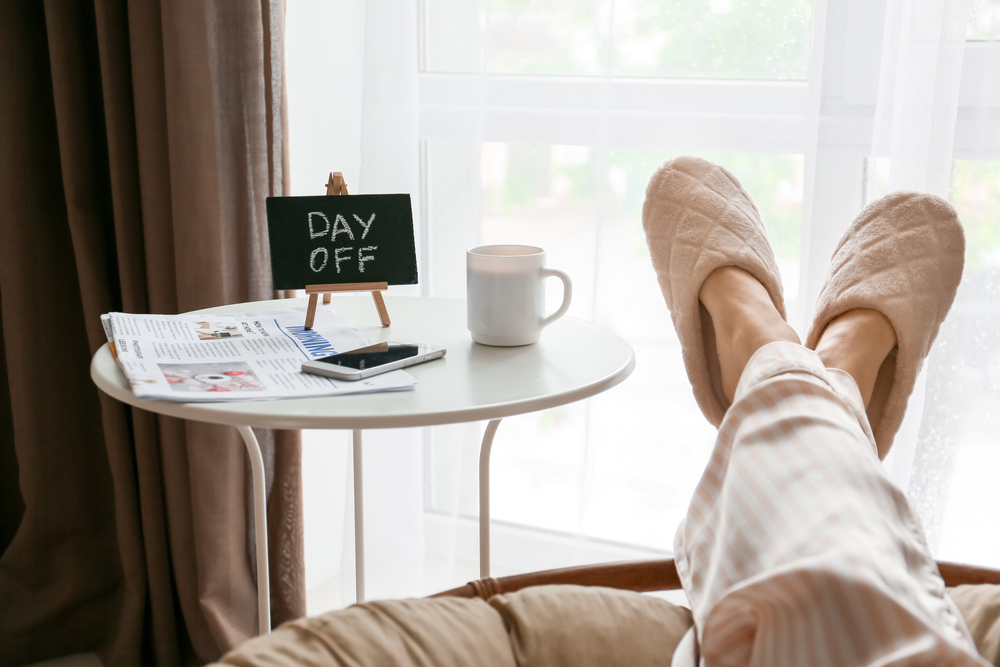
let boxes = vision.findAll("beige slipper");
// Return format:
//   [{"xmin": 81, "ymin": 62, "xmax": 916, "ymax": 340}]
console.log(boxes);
[
  {"xmin": 642, "ymin": 156, "xmax": 786, "ymax": 427},
  {"xmin": 805, "ymin": 191, "xmax": 965, "ymax": 459}
]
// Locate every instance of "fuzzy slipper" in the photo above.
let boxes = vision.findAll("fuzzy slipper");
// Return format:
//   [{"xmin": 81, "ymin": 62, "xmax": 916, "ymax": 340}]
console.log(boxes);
[
  {"xmin": 805, "ymin": 191, "xmax": 965, "ymax": 459},
  {"xmin": 642, "ymin": 156, "xmax": 786, "ymax": 427}
]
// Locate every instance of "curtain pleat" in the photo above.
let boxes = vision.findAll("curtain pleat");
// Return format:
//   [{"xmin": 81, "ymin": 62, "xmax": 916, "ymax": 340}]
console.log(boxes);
[
  {"xmin": 0, "ymin": 4, "xmax": 123, "ymax": 665},
  {"xmin": 0, "ymin": 1, "xmax": 304, "ymax": 665}
]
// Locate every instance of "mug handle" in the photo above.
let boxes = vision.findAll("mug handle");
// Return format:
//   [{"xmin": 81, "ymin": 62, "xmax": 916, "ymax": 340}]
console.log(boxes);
[{"xmin": 539, "ymin": 268, "xmax": 573, "ymax": 328}]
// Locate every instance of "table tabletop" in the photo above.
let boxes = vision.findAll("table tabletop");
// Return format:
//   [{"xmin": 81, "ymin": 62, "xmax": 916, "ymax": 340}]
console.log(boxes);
[{"xmin": 90, "ymin": 295, "xmax": 636, "ymax": 430}]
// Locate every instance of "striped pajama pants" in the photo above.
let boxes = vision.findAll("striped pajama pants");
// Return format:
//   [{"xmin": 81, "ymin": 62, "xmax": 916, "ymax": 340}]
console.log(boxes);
[{"xmin": 671, "ymin": 342, "xmax": 987, "ymax": 667}]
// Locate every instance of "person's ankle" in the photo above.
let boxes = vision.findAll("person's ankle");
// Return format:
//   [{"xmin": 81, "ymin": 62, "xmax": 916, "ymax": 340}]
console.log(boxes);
[
  {"xmin": 815, "ymin": 309, "xmax": 896, "ymax": 407},
  {"xmin": 700, "ymin": 266, "xmax": 799, "ymax": 402}
]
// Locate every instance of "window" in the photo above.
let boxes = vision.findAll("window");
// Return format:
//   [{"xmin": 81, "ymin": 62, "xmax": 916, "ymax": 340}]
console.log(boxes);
[{"xmin": 289, "ymin": 0, "xmax": 1000, "ymax": 612}]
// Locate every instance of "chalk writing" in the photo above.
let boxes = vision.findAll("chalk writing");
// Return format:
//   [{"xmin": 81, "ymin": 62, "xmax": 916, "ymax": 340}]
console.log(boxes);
[
  {"xmin": 359, "ymin": 246, "xmax": 377, "ymax": 273},
  {"xmin": 331, "ymin": 214, "xmax": 354, "ymax": 242},
  {"xmin": 334, "ymin": 247, "xmax": 352, "ymax": 273},
  {"xmin": 353, "ymin": 213, "xmax": 376, "ymax": 239},
  {"xmin": 309, "ymin": 247, "xmax": 328, "ymax": 272},
  {"xmin": 308, "ymin": 212, "xmax": 330, "ymax": 239}
]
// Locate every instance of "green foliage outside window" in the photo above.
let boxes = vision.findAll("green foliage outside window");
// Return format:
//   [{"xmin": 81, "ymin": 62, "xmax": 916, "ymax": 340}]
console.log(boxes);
[
  {"xmin": 486, "ymin": 0, "xmax": 813, "ymax": 79},
  {"xmin": 968, "ymin": 0, "xmax": 1000, "ymax": 40},
  {"xmin": 614, "ymin": 0, "xmax": 813, "ymax": 80},
  {"xmin": 483, "ymin": 143, "xmax": 803, "ymax": 261},
  {"xmin": 951, "ymin": 160, "xmax": 1000, "ymax": 269}
]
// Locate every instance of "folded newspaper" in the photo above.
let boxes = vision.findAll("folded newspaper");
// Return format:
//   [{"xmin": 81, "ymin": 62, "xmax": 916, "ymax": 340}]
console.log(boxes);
[{"xmin": 101, "ymin": 307, "xmax": 415, "ymax": 402}]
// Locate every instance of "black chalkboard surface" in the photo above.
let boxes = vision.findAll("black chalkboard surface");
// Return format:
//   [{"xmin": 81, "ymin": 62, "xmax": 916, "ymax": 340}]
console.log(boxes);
[{"xmin": 266, "ymin": 194, "xmax": 417, "ymax": 290}]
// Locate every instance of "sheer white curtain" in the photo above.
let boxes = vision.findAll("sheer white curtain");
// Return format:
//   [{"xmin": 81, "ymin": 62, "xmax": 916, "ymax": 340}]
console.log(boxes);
[
  {"xmin": 286, "ymin": 0, "xmax": 426, "ymax": 612},
  {"xmin": 288, "ymin": 0, "xmax": 1000, "ymax": 613}
]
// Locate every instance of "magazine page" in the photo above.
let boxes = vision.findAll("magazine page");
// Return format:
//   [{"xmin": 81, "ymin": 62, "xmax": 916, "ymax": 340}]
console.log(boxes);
[{"xmin": 104, "ymin": 307, "xmax": 415, "ymax": 402}]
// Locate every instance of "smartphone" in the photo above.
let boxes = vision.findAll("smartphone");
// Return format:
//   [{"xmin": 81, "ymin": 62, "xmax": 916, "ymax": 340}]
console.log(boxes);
[{"xmin": 300, "ymin": 341, "xmax": 447, "ymax": 381}]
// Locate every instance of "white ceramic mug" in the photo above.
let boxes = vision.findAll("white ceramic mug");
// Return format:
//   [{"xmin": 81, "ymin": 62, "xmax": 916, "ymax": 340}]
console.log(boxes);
[{"xmin": 466, "ymin": 245, "xmax": 573, "ymax": 346}]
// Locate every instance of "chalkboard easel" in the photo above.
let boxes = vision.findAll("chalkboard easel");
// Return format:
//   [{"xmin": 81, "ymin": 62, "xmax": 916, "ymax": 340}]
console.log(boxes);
[{"xmin": 302, "ymin": 172, "xmax": 391, "ymax": 329}]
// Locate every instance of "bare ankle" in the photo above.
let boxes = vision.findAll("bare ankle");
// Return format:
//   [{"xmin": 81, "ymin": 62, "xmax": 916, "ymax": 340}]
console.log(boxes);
[
  {"xmin": 815, "ymin": 309, "xmax": 897, "ymax": 407},
  {"xmin": 700, "ymin": 266, "xmax": 800, "ymax": 402}
]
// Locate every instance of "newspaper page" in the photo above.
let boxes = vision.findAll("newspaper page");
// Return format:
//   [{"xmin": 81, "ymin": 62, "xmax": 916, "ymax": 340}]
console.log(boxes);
[{"xmin": 101, "ymin": 307, "xmax": 415, "ymax": 401}]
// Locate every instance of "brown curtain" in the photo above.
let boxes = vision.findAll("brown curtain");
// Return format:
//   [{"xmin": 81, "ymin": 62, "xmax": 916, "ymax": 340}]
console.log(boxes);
[{"xmin": 0, "ymin": 1, "xmax": 305, "ymax": 665}]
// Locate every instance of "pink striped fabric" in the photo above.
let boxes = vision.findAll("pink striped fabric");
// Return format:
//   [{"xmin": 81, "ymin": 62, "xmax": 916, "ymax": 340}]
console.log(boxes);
[{"xmin": 671, "ymin": 342, "xmax": 987, "ymax": 667}]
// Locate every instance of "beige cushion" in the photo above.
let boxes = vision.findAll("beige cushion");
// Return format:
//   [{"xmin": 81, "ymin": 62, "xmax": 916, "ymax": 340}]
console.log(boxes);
[
  {"xmin": 949, "ymin": 585, "xmax": 1000, "ymax": 666},
  {"xmin": 216, "ymin": 597, "xmax": 516, "ymax": 667},
  {"xmin": 214, "ymin": 584, "xmax": 999, "ymax": 667},
  {"xmin": 489, "ymin": 585, "xmax": 693, "ymax": 667}
]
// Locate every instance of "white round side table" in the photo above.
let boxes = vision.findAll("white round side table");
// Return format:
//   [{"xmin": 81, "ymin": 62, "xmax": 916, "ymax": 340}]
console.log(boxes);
[{"xmin": 91, "ymin": 295, "xmax": 635, "ymax": 634}]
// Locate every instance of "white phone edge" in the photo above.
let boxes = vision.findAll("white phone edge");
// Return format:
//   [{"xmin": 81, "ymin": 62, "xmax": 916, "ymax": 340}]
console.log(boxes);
[{"xmin": 301, "ymin": 346, "xmax": 447, "ymax": 381}]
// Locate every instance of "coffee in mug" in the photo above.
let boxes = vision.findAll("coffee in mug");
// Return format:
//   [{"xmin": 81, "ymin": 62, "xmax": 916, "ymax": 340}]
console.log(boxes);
[{"xmin": 466, "ymin": 245, "xmax": 573, "ymax": 346}]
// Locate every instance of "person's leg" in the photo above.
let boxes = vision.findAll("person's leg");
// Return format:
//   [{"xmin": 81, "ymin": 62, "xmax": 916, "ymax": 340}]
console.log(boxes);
[{"xmin": 672, "ymin": 266, "xmax": 985, "ymax": 667}]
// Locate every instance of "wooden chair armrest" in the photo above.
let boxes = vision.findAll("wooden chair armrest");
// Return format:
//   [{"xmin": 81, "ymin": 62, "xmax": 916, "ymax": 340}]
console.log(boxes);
[
  {"xmin": 430, "ymin": 559, "xmax": 682, "ymax": 600},
  {"xmin": 432, "ymin": 558, "xmax": 1000, "ymax": 601},
  {"xmin": 937, "ymin": 560, "xmax": 1000, "ymax": 587}
]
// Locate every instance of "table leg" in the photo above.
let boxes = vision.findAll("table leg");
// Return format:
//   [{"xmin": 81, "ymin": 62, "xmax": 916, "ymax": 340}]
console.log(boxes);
[
  {"xmin": 237, "ymin": 425, "xmax": 271, "ymax": 635},
  {"xmin": 353, "ymin": 428, "xmax": 366, "ymax": 603},
  {"xmin": 479, "ymin": 419, "xmax": 502, "ymax": 579}
]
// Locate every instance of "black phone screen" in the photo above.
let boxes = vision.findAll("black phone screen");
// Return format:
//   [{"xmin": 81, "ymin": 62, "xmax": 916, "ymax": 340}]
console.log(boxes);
[{"xmin": 316, "ymin": 343, "xmax": 421, "ymax": 370}]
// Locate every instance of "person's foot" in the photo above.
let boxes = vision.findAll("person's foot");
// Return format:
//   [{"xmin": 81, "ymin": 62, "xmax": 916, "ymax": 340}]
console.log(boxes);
[
  {"xmin": 699, "ymin": 266, "xmax": 800, "ymax": 403},
  {"xmin": 813, "ymin": 309, "xmax": 897, "ymax": 408}
]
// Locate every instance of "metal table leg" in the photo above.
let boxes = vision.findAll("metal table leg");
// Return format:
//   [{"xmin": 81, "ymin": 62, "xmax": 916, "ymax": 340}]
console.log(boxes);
[
  {"xmin": 478, "ymin": 419, "xmax": 502, "ymax": 578},
  {"xmin": 237, "ymin": 425, "xmax": 271, "ymax": 635},
  {"xmin": 353, "ymin": 428, "xmax": 366, "ymax": 603}
]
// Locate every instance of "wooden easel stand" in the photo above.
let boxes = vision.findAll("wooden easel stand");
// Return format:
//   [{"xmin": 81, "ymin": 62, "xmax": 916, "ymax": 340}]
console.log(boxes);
[
  {"xmin": 304, "ymin": 282, "xmax": 390, "ymax": 329},
  {"xmin": 301, "ymin": 172, "xmax": 393, "ymax": 330}
]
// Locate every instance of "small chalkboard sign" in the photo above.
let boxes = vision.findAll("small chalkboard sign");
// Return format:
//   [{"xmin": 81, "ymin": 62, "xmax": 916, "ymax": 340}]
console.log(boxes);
[{"xmin": 266, "ymin": 193, "xmax": 417, "ymax": 291}]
